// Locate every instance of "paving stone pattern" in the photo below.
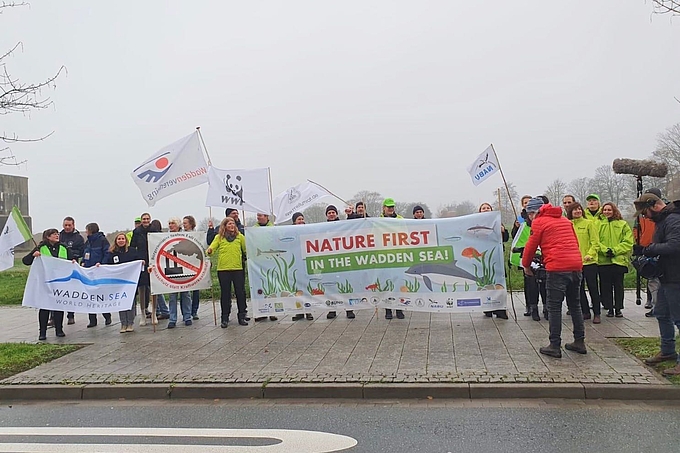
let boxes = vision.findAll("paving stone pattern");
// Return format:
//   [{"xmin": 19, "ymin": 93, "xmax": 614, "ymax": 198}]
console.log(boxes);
[{"xmin": 0, "ymin": 292, "xmax": 666, "ymax": 385}]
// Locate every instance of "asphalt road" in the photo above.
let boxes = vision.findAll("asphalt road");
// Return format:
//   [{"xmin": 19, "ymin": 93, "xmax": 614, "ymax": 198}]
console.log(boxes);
[{"xmin": 0, "ymin": 400, "xmax": 678, "ymax": 452}]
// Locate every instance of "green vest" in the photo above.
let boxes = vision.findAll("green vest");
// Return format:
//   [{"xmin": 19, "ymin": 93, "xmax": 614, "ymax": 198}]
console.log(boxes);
[
  {"xmin": 510, "ymin": 222, "xmax": 531, "ymax": 267},
  {"xmin": 40, "ymin": 244, "xmax": 68, "ymax": 259}
]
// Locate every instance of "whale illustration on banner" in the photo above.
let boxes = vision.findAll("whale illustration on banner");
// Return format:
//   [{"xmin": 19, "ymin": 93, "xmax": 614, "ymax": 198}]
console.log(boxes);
[{"xmin": 405, "ymin": 262, "xmax": 477, "ymax": 291}]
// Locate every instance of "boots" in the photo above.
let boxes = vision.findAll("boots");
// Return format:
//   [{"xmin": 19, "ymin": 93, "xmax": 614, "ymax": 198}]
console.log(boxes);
[
  {"xmin": 385, "ymin": 309, "xmax": 393, "ymax": 320},
  {"xmin": 531, "ymin": 306, "xmax": 540, "ymax": 321},
  {"xmin": 565, "ymin": 339, "xmax": 587, "ymax": 354},
  {"xmin": 540, "ymin": 344, "xmax": 562, "ymax": 358},
  {"xmin": 38, "ymin": 330, "xmax": 47, "ymax": 341},
  {"xmin": 542, "ymin": 305, "xmax": 549, "ymax": 320},
  {"xmin": 523, "ymin": 306, "xmax": 532, "ymax": 316},
  {"xmin": 396, "ymin": 310, "xmax": 405, "ymax": 319}
]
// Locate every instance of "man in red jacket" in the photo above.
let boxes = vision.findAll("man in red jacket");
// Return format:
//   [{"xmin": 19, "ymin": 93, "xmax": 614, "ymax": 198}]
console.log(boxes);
[{"xmin": 521, "ymin": 198, "xmax": 586, "ymax": 358}]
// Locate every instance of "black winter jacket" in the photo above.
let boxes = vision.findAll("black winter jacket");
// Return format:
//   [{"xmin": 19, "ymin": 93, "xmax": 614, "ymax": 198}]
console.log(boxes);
[
  {"xmin": 59, "ymin": 230, "xmax": 85, "ymax": 262},
  {"xmin": 644, "ymin": 201, "xmax": 680, "ymax": 283}
]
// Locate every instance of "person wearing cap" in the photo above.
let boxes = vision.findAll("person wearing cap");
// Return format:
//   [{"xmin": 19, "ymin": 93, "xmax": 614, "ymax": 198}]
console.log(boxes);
[
  {"xmin": 521, "ymin": 197, "xmax": 586, "ymax": 359},
  {"xmin": 597, "ymin": 202, "xmax": 633, "ymax": 318},
  {"xmin": 126, "ymin": 217, "xmax": 142, "ymax": 245},
  {"xmin": 566, "ymin": 202, "xmax": 601, "ymax": 324},
  {"xmin": 380, "ymin": 198, "xmax": 404, "ymax": 320},
  {"xmin": 511, "ymin": 197, "xmax": 547, "ymax": 320},
  {"xmin": 325, "ymin": 205, "xmax": 355, "ymax": 319},
  {"xmin": 291, "ymin": 213, "xmax": 314, "ymax": 321},
  {"xmin": 413, "ymin": 205, "xmax": 425, "ymax": 219},
  {"xmin": 633, "ymin": 193, "xmax": 680, "ymax": 376},
  {"xmin": 634, "ymin": 188, "xmax": 663, "ymax": 316},
  {"xmin": 347, "ymin": 202, "xmax": 369, "ymax": 220},
  {"xmin": 584, "ymin": 194, "xmax": 604, "ymax": 223}
]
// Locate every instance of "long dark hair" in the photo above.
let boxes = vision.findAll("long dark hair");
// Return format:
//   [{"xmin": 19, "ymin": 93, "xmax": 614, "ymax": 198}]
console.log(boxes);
[{"xmin": 602, "ymin": 202, "xmax": 623, "ymax": 221}]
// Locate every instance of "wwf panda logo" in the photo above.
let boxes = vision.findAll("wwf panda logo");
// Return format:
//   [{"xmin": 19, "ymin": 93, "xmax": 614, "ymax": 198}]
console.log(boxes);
[{"xmin": 225, "ymin": 174, "xmax": 244, "ymax": 204}]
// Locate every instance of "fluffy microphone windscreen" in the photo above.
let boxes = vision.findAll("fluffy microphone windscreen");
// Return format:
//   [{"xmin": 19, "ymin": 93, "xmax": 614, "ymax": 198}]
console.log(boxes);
[{"xmin": 612, "ymin": 159, "xmax": 668, "ymax": 178}]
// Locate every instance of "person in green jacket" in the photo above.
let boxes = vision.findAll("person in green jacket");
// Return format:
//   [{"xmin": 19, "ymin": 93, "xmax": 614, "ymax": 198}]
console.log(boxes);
[
  {"xmin": 584, "ymin": 194, "xmax": 604, "ymax": 223},
  {"xmin": 567, "ymin": 203, "xmax": 601, "ymax": 323},
  {"xmin": 597, "ymin": 202, "xmax": 634, "ymax": 318},
  {"xmin": 380, "ymin": 198, "xmax": 404, "ymax": 320},
  {"xmin": 207, "ymin": 217, "xmax": 248, "ymax": 328}
]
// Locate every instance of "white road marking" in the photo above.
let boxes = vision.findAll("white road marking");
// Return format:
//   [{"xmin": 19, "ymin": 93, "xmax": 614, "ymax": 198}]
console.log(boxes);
[{"xmin": 0, "ymin": 427, "xmax": 358, "ymax": 452}]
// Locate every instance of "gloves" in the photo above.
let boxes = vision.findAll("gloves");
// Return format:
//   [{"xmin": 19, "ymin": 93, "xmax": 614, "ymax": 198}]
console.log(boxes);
[
  {"xmin": 633, "ymin": 245, "xmax": 645, "ymax": 256},
  {"xmin": 605, "ymin": 249, "xmax": 615, "ymax": 258}
]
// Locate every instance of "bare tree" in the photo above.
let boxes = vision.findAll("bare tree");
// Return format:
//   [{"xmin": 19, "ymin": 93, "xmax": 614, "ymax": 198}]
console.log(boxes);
[
  {"xmin": 652, "ymin": 123, "xmax": 680, "ymax": 198},
  {"xmin": 652, "ymin": 0, "xmax": 680, "ymax": 15},
  {"xmin": 496, "ymin": 183, "xmax": 518, "ymax": 226},
  {"xmin": 567, "ymin": 177, "xmax": 593, "ymax": 204},
  {"xmin": 1, "ymin": 2, "xmax": 66, "ymax": 165},
  {"xmin": 348, "ymin": 190, "xmax": 383, "ymax": 217},
  {"xmin": 437, "ymin": 201, "xmax": 476, "ymax": 218},
  {"xmin": 299, "ymin": 203, "xmax": 328, "ymax": 224},
  {"xmin": 590, "ymin": 165, "xmax": 634, "ymax": 207},
  {"xmin": 198, "ymin": 216, "xmax": 217, "ymax": 231},
  {"xmin": 543, "ymin": 179, "xmax": 568, "ymax": 206},
  {"xmin": 398, "ymin": 201, "xmax": 433, "ymax": 219}
]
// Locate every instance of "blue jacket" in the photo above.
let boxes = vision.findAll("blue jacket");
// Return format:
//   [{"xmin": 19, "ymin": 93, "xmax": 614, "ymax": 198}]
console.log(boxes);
[{"xmin": 82, "ymin": 232, "xmax": 110, "ymax": 268}]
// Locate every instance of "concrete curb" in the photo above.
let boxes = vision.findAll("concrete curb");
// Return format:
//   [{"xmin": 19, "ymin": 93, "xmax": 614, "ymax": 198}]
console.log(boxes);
[{"xmin": 1, "ymin": 382, "xmax": 680, "ymax": 401}]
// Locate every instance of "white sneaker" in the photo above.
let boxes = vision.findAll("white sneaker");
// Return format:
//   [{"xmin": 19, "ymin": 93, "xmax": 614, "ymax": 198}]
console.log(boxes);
[{"xmin": 139, "ymin": 319, "xmax": 146, "ymax": 326}]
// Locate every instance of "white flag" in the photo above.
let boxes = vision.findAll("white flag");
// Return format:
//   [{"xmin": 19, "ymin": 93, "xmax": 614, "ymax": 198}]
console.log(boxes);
[
  {"xmin": 272, "ymin": 181, "xmax": 334, "ymax": 224},
  {"xmin": 0, "ymin": 206, "xmax": 33, "ymax": 272},
  {"xmin": 205, "ymin": 166, "xmax": 272, "ymax": 215},
  {"xmin": 22, "ymin": 256, "xmax": 143, "ymax": 313},
  {"xmin": 131, "ymin": 132, "xmax": 209, "ymax": 207},
  {"xmin": 467, "ymin": 145, "xmax": 500, "ymax": 187}
]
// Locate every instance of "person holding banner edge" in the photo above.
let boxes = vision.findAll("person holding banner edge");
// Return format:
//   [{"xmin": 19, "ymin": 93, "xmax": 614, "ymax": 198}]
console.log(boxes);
[
  {"xmin": 479, "ymin": 202, "xmax": 509, "ymax": 320},
  {"xmin": 166, "ymin": 217, "xmax": 193, "ymax": 328},
  {"xmin": 81, "ymin": 223, "xmax": 113, "ymax": 328},
  {"xmin": 207, "ymin": 217, "xmax": 249, "ymax": 328},
  {"xmin": 326, "ymin": 205, "xmax": 356, "ymax": 320},
  {"xmin": 291, "ymin": 212, "xmax": 314, "ymax": 321},
  {"xmin": 253, "ymin": 213, "xmax": 277, "ymax": 322},
  {"xmin": 381, "ymin": 198, "xmax": 405, "ymax": 320},
  {"xmin": 59, "ymin": 216, "xmax": 84, "ymax": 325},
  {"xmin": 105, "ymin": 233, "xmax": 139, "ymax": 333},
  {"xmin": 23, "ymin": 228, "xmax": 74, "ymax": 340},
  {"xmin": 182, "ymin": 215, "xmax": 202, "ymax": 320}
]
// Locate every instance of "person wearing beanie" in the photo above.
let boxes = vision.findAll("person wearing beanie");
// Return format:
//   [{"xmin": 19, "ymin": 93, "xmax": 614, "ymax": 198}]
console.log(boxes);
[
  {"xmin": 347, "ymin": 201, "xmax": 369, "ymax": 220},
  {"xmin": 522, "ymin": 199, "xmax": 586, "ymax": 359},
  {"xmin": 511, "ymin": 197, "xmax": 548, "ymax": 321},
  {"xmin": 292, "ymin": 212, "xmax": 305, "ymax": 225},
  {"xmin": 325, "ymin": 205, "xmax": 340, "ymax": 222},
  {"xmin": 635, "ymin": 188, "xmax": 663, "ymax": 316},
  {"xmin": 413, "ymin": 205, "xmax": 425, "ymax": 219},
  {"xmin": 225, "ymin": 208, "xmax": 245, "ymax": 235},
  {"xmin": 326, "ymin": 204, "xmax": 355, "ymax": 320}
]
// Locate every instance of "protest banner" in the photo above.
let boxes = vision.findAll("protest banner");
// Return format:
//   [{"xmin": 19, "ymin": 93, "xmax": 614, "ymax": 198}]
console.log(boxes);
[
  {"xmin": 148, "ymin": 232, "xmax": 212, "ymax": 295},
  {"xmin": 245, "ymin": 213, "xmax": 507, "ymax": 316},
  {"xmin": 22, "ymin": 256, "xmax": 142, "ymax": 313}
]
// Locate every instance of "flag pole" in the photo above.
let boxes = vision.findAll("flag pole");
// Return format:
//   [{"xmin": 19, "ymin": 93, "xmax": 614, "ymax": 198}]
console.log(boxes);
[
  {"xmin": 267, "ymin": 167, "xmax": 274, "ymax": 217},
  {"xmin": 307, "ymin": 179, "xmax": 351, "ymax": 206},
  {"xmin": 196, "ymin": 126, "xmax": 213, "ymax": 166},
  {"xmin": 490, "ymin": 144, "xmax": 519, "ymax": 220}
]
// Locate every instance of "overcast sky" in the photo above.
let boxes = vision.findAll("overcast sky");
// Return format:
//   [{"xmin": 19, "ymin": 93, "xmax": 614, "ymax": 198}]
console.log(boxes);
[{"xmin": 2, "ymin": 1, "xmax": 679, "ymax": 233}]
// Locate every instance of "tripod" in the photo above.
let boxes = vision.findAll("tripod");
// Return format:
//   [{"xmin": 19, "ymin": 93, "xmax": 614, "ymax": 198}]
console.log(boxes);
[{"xmin": 634, "ymin": 175, "xmax": 643, "ymax": 306}]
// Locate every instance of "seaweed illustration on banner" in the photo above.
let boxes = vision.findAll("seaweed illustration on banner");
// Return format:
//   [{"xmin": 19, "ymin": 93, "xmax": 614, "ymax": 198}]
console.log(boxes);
[
  {"xmin": 365, "ymin": 278, "xmax": 394, "ymax": 292},
  {"xmin": 400, "ymin": 278, "xmax": 420, "ymax": 292},
  {"xmin": 259, "ymin": 254, "xmax": 299, "ymax": 297},
  {"xmin": 461, "ymin": 246, "xmax": 496, "ymax": 288},
  {"xmin": 307, "ymin": 281, "xmax": 325, "ymax": 295},
  {"xmin": 336, "ymin": 279, "xmax": 354, "ymax": 294}
]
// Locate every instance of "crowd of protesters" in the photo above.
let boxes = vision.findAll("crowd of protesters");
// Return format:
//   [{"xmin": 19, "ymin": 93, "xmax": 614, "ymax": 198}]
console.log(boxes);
[{"xmin": 22, "ymin": 192, "xmax": 680, "ymax": 374}]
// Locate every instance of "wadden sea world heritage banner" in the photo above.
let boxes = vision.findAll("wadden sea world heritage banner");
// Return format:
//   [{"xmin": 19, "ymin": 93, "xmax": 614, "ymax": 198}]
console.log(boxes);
[{"xmin": 246, "ymin": 212, "xmax": 507, "ymax": 316}]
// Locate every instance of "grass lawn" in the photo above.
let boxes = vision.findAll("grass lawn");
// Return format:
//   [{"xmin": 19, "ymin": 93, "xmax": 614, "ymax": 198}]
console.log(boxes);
[
  {"xmin": 0, "ymin": 342, "xmax": 81, "ymax": 380},
  {"xmin": 614, "ymin": 337, "xmax": 680, "ymax": 385}
]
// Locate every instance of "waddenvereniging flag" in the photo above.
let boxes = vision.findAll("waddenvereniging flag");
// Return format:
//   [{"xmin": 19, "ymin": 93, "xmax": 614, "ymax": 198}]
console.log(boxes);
[{"xmin": 131, "ymin": 132, "xmax": 209, "ymax": 207}]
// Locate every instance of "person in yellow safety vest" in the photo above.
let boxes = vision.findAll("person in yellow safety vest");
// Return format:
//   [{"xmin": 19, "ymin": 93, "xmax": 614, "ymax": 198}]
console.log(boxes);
[
  {"xmin": 379, "ymin": 198, "xmax": 404, "ymax": 320},
  {"xmin": 23, "ymin": 229, "xmax": 74, "ymax": 341},
  {"xmin": 126, "ymin": 217, "xmax": 141, "ymax": 245}
]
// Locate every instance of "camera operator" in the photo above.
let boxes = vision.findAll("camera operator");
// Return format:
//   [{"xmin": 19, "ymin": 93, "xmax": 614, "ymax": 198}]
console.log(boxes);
[
  {"xmin": 521, "ymin": 198, "xmax": 586, "ymax": 359},
  {"xmin": 633, "ymin": 193, "xmax": 680, "ymax": 376}
]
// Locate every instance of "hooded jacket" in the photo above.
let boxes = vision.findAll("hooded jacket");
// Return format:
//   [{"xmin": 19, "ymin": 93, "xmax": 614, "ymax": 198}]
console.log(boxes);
[
  {"xmin": 596, "ymin": 217, "xmax": 633, "ymax": 268},
  {"xmin": 642, "ymin": 201, "xmax": 680, "ymax": 283},
  {"xmin": 59, "ymin": 229, "xmax": 85, "ymax": 262},
  {"xmin": 521, "ymin": 204, "xmax": 582, "ymax": 272},
  {"xmin": 571, "ymin": 217, "xmax": 599, "ymax": 266},
  {"xmin": 130, "ymin": 224, "xmax": 152, "ymax": 262},
  {"xmin": 82, "ymin": 231, "xmax": 111, "ymax": 268}
]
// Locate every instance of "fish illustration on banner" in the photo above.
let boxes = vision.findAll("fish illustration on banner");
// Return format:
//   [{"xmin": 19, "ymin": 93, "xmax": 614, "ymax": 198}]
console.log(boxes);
[{"xmin": 245, "ymin": 212, "xmax": 506, "ymax": 315}]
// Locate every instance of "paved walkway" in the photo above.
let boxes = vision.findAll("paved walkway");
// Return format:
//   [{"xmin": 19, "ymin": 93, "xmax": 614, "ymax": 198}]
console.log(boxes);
[{"xmin": 0, "ymin": 292, "xmax": 667, "ymax": 386}]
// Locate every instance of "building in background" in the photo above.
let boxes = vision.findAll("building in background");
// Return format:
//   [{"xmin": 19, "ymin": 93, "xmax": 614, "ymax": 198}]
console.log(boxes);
[{"xmin": 0, "ymin": 174, "xmax": 32, "ymax": 246}]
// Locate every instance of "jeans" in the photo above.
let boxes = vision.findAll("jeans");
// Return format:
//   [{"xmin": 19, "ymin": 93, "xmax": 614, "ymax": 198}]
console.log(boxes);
[
  {"xmin": 169, "ymin": 292, "xmax": 192, "ymax": 323},
  {"xmin": 647, "ymin": 278, "xmax": 660, "ymax": 308},
  {"xmin": 155, "ymin": 294, "xmax": 169, "ymax": 316},
  {"xmin": 546, "ymin": 271, "xmax": 585, "ymax": 347},
  {"xmin": 218, "ymin": 270, "xmax": 247, "ymax": 322},
  {"xmin": 580, "ymin": 264, "xmax": 601, "ymax": 315},
  {"xmin": 654, "ymin": 282, "xmax": 680, "ymax": 362},
  {"xmin": 191, "ymin": 290, "xmax": 200, "ymax": 317},
  {"xmin": 524, "ymin": 274, "xmax": 547, "ymax": 308},
  {"xmin": 119, "ymin": 304, "xmax": 136, "ymax": 326},
  {"xmin": 598, "ymin": 264, "xmax": 626, "ymax": 310}
]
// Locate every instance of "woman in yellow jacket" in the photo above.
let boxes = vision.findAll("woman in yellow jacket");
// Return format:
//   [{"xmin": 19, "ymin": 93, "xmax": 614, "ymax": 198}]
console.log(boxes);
[
  {"xmin": 567, "ymin": 203, "xmax": 601, "ymax": 323},
  {"xmin": 597, "ymin": 202, "xmax": 634, "ymax": 318},
  {"xmin": 207, "ymin": 217, "xmax": 248, "ymax": 328}
]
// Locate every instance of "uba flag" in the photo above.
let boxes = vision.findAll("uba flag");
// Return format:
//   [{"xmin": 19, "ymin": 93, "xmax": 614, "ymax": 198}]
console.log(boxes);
[
  {"xmin": 131, "ymin": 132, "xmax": 209, "ymax": 207},
  {"xmin": 22, "ymin": 256, "xmax": 143, "ymax": 313}
]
